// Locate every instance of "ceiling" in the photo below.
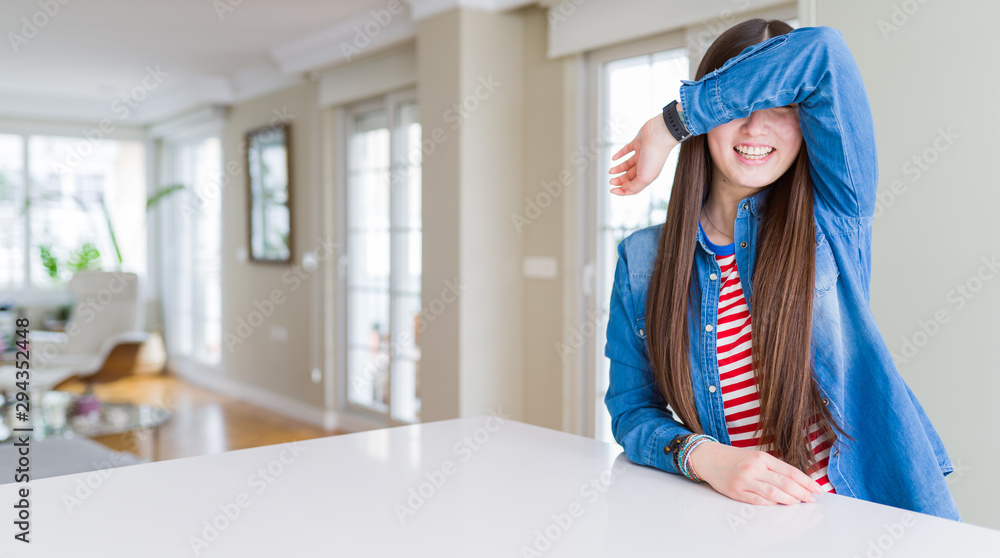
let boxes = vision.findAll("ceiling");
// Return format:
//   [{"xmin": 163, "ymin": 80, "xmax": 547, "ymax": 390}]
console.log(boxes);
[{"xmin": 0, "ymin": 0, "xmax": 398, "ymax": 124}]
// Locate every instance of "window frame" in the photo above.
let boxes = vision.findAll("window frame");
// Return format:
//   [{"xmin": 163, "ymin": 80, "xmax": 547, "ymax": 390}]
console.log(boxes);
[
  {"xmin": 157, "ymin": 132, "xmax": 224, "ymax": 374},
  {"xmin": 338, "ymin": 88, "xmax": 421, "ymax": 427}
]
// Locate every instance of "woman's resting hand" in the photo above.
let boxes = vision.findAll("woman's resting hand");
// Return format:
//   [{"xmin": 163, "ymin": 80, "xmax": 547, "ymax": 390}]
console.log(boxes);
[{"xmin": 688, "ymin": 440, "xmax": 826, "ymax": 505}]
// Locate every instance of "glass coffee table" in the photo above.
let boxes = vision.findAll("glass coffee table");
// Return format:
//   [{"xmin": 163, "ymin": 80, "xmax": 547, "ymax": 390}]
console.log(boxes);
[{"xmin": 0, "ymin": 391, "xmax": 171, "ymax": 459}]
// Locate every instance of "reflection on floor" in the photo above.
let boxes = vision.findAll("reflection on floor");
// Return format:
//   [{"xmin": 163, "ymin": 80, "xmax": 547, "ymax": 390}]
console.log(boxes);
[{"xmin": 58, "ymin": 373, "xmax": 343, "ymax": 462}]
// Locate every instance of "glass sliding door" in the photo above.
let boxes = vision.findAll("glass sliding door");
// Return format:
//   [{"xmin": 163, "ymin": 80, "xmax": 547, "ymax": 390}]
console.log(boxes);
[{"xmin": 344, "ymin": 91, "xmax": 421, "ymax": 424}]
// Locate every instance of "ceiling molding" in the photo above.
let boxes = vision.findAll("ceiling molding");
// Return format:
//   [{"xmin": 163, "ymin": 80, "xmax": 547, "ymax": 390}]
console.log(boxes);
[
  {"xmin": 318, "ymin": 46, "xmax": 417, "ymax": 108},
  {"xmin": 270, "ymin": 2, "xmax": 417, "ymax": 75},
  {"xmin": 231, "ymin": 62, "xmax": 306, "ymax": 103},
  {"xmin": 128, "ymin": 76, "xmax": 233, "ymax": 125},
  {"xmin": 147, "ymin": 106, "xmax": 228, "ymax": 141},
  {"xmin": 408, "ymin": 0, "xmax": 536, "ymax": 21}
]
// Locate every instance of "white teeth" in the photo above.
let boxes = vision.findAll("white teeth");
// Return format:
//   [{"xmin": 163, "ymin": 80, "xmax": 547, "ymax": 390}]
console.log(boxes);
[{"xmin": 734, "ymin": 145, "xmax": 774, "ymax": 159}]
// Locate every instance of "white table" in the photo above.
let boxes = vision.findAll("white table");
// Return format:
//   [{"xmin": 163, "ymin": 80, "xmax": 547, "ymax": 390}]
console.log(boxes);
[{"xmin": 1, "ymin": 415, "xmax": 997, "ymax": 556}]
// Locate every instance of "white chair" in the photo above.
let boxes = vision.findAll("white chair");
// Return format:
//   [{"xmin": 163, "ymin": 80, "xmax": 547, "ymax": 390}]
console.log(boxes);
[
  {"xmin": 0, "ymin": 331, "xmax": 148, "ymax": 392},
  {"xmin": 31, "ymin": 270, "xmax": 143, "ymax": 370},
  {"xmin": 0, "ymin": 271, "xmax": 148, "ymax": 392}
]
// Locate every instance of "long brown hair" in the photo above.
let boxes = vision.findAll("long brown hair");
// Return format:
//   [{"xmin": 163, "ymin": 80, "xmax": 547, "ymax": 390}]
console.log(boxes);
[{"xmin": 645, "ymin": 18, "xmax": 851, "ymax": 475}]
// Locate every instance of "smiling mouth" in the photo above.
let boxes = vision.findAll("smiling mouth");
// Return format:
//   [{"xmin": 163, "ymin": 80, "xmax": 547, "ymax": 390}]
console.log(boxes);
[{"xmin": 733, "ymin": 145, "xmax": 775, "ymax": 163}]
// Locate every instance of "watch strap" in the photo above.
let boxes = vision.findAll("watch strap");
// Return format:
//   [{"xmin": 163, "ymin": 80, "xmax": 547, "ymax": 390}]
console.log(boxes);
[{"xmin": 662, "ymin": 100, "xmax": 693, "ymax": 143}]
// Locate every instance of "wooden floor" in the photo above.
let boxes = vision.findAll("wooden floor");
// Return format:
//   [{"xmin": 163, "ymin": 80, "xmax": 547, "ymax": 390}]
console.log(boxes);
[{"xmin": 59, "ymin": 373, "xmax": 344, "ymax": 462}]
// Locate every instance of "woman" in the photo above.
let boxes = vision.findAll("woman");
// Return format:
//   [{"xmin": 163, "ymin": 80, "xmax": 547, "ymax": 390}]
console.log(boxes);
[{"xmin": 603, "ymin": 19, "xmax": 961, "ymax": 521}]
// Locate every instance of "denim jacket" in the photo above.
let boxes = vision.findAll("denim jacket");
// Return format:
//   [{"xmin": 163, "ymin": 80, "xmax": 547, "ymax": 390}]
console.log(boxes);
[{"xmin": 604, "ymin": 26, "xmax": 961, "ymax": 521}]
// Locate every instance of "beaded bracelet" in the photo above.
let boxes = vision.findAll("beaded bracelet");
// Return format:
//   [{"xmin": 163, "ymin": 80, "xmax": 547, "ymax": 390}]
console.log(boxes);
[{"xmin": 677, "ymin": 434, "xmax": 717, "ymax": 483}]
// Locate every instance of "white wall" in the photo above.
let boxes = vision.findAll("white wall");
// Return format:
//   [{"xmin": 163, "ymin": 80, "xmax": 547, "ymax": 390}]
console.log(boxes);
[{"xmin": 416, "ymin": 7, "xmax": 527, "ymax": 421}]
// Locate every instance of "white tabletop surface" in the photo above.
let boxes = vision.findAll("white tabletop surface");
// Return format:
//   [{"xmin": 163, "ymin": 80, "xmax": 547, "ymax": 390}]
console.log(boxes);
[{"xmin": 1, "ymin": 415, "xmax": 997, "ymax": 557}]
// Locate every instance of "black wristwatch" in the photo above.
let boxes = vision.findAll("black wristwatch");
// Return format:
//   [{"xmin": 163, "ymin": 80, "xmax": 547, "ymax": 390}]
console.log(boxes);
[{"xmin": 662, "ymin": 100, "xmax": 693, "ymax": 143}]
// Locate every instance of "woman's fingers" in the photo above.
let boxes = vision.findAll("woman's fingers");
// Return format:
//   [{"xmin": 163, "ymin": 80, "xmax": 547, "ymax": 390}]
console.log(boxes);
[
  {"xmin": 767, "ymin": 458, "xmax": 825, "ymax": 495},
  {"xmin": 762, "ymin": 469, "xmax": 817, "ymax": 504},
  {"xmin": 697, "ymin": 444, "xmax": 825, "ymax": 507},
  {"xmin": 610, "ymin": 165, "xmax": 640, "ymax": 195},
  {"xmin": 609, "ymin": 153, "xmax": 636, "ymax": 176},
  {"xmin": 609, "ymin": 114, "xmax": 674, "ymax": 196},
  {"xmin": 747, "ymin": 481, "xmax": 801, "ymax": 506},
  {"xmin": 610, "ymin": 165, "xmax": 637, "ymax": 186},
  {"xmin": 740, "ymin": 492, "xmax": 777, "ymax": 506},
  {"xmin": 611, "ymin": 140, "xmax": 636, "ymax": 161},
  {"xmin": 734, "ymin": 458, "xmax": 822, "ymax": 505}
]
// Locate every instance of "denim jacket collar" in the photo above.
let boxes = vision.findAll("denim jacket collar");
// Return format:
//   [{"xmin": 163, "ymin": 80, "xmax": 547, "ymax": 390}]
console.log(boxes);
[{"xmin": 696, "ymin": 189, "xmax": 768, "ymax": 256}]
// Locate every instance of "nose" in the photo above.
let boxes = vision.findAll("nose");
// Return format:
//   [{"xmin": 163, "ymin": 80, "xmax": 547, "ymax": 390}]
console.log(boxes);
[{"xmin": 740, "ymin": 110, "xmax": 772, "ymax": 137}]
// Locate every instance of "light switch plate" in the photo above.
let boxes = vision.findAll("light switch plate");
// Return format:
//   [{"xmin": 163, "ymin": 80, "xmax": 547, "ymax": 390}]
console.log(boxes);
[{"xmin": 522, "ymin": 256, "xmax": 558, "ymax": 279}]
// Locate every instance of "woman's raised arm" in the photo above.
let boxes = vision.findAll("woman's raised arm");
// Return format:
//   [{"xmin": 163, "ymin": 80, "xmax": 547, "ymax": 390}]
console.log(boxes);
[{"xmin": 679, "ymin": 25, "xmax": 878, "ymax": 218}]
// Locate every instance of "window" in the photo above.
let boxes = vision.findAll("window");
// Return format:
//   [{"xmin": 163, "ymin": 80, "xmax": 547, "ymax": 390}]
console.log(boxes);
[
  {"xmin": 0, "ymin": 134, "xmax": 146, "ymax": 294},
  {"xmin": 160, "ymin": 137, "xmax": 222, "ymax": 366},
  {"xmin": 0, "ymin": 135, "xmax": 25, "ymax": 292},
  {"xmin": 594, "ymin": 47, "xmax": 689, "ymax": 443},
  {"xmin": 343, "ymin": 91, "xmax": 421, "ymax": 424}
]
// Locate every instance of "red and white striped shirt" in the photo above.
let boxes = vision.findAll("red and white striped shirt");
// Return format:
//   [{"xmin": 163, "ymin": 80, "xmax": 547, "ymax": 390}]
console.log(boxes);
[{"xmin": 713, "ymin": 250, "xmax": 836, "ymax": 494}]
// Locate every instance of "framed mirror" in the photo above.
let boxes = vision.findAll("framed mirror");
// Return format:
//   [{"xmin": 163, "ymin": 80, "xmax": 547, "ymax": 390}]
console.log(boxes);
[{"xmin": 246, "ymin": 123, "xmax": 292, "ymax": 263}]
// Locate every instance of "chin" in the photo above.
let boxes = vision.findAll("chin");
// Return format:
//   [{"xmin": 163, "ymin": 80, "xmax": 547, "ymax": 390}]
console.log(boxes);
[{"xmin": 735, "ymin": 176, "xmax": 781, "ymax": 189}]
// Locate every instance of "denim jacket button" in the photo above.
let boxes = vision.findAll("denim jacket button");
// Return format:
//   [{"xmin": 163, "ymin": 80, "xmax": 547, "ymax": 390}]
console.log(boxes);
[
  {"xmin": 740, "ymin": 241, "xmax": 748, "ymax": 249},
  {"xmin": 742, "ymin": 203, "xmax": 749, "ymax": 210},
  {"xmin": 705, "ymin": 324, "xmax": 713, "ymax": 332},
  {"xmin": 822, "ymin": 397, "xmax": 830, "ymax": 405},
  {"xmin": 638, "ymin": 328, "xmax": 644, "ymax": 337},
  {"xmin": 709, "ymin": 273, "xmax": 718, "ymax": 280},
  {"xmin": 708, "ymin": 385, "xmax": 717, "ymax": 393}
]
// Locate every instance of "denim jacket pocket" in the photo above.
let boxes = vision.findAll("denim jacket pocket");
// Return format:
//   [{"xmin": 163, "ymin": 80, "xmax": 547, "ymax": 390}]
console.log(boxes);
[{"xmin": 815, "ymin": 232, "xmax": 839, "ymax": 297}]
